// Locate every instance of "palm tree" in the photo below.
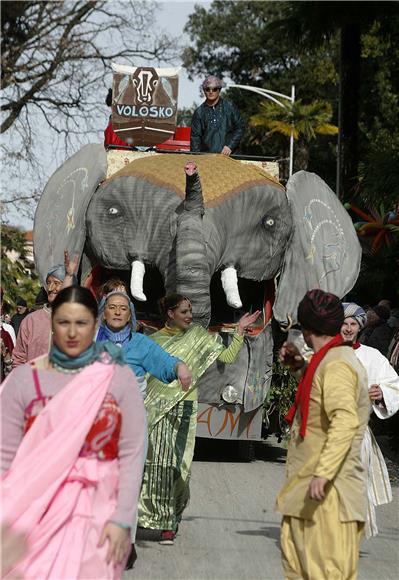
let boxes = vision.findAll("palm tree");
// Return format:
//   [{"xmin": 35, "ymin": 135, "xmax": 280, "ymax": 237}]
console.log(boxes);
[{"xmin": 250, "ymin": 99, "xmax": 338, "ymax": 173}]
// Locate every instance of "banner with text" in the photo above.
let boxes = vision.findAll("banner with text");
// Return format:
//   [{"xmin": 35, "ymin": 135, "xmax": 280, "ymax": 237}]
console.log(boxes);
[{"xmin": 111, "ymin": 63, "xmax": 180, "ymax": 147}]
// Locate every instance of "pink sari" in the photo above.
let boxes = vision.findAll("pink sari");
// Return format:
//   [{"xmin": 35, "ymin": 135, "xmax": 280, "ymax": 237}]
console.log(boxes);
[{"xmin": 1, "ymin": 361, "xmax": 125, "ymax": 579}]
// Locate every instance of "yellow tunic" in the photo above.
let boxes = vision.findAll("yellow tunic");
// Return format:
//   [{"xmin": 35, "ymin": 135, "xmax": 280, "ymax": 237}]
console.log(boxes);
[{"xmin": 276, "ymin": 346, "xmax": 369, "ymax": 580}]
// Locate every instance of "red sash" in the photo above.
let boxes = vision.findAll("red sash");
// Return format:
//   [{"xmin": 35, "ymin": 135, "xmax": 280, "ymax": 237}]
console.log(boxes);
[{"xmin": 285, "ymin": 334, "xmax": 345, "ymax": 438}]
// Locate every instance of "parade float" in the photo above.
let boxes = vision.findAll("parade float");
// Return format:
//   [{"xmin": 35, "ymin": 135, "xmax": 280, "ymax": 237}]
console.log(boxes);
[{"xmin": 33, "ymin": 65, "xmax": 362, "ymax": 455}]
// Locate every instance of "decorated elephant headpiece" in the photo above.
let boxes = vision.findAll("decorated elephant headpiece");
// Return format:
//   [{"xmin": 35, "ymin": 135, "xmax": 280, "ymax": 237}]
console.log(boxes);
[{"xmin": 34, "ymin": 144, "xmax": 361, "ymax": 328}]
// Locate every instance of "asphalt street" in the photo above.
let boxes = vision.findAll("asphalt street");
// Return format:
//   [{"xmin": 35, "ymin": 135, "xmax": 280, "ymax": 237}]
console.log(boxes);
[{"xmin": 125, "ymin": 436, "xmax": 399, "ymax": 580}]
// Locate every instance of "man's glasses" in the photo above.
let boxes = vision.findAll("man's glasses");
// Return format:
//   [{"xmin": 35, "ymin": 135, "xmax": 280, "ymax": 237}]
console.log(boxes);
[{"xmin": 204, "ymin": 87, "xmax": 220, "ymax": 93}]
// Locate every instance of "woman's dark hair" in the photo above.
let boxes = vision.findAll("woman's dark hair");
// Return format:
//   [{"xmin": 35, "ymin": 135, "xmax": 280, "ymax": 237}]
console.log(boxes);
[
  {"xmin": 105, "ymin": 88, "xmax": 112, "ymax": 107},
  {"xmin": 159, "ymin": 294, "xmax": 191, "ymax": 320},
  {"xmin": 51, "ymin": 286, "xmax": 98, "ymax": 319}
]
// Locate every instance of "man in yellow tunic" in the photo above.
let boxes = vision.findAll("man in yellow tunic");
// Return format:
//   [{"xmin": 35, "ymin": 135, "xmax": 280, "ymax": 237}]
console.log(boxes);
[{"xmin": 276, "ymin": 289, "xmax": 369, "ymax": 580}]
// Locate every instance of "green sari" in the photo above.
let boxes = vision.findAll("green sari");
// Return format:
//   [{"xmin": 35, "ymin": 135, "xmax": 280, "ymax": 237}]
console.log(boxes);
[
  {"xmin": 138, "ymin": 324, "xmax": 224, "ymax": 531},
  {"xmin": 144, "ymin": 324, "xmax": 225, "ymax": 432}
]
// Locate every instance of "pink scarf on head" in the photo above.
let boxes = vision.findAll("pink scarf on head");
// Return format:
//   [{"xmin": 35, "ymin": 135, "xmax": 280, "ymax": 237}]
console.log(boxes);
[{"xmin": 1, "ymin": 361, "xmax": 125, "ymax": 579}]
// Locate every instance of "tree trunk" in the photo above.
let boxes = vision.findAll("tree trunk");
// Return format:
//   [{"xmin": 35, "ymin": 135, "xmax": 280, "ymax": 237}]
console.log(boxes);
[{"xmin": 338, "ymin": 22, "xmax": 361, "ymax": 200}]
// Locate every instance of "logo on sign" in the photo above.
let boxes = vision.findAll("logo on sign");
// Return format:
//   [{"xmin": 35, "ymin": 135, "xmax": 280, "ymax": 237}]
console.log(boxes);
[{"xmin": 132, "ymin": 68, "xmax": 159, "ymax": 104}]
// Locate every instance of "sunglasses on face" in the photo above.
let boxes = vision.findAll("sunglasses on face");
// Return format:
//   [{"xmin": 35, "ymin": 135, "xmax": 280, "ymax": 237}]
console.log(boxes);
[{"xmin": 204, "ymin": 87, "xmax": 220, "ymax": 93}]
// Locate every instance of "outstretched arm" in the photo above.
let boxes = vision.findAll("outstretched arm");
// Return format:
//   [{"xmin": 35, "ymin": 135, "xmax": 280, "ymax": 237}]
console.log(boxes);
[
  {"xmin": 61, "ymin": 250, "xmax": 79, "ymax": 290},
  {"xmin": 217, "ymin": 311, "xmax": 261, "ymax": 364}
]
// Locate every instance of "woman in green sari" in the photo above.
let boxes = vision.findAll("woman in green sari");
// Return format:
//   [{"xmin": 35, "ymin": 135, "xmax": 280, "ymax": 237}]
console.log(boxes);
[{"xmin": 138, "ymin": 294, "xmax": 260, "ymax": 544}]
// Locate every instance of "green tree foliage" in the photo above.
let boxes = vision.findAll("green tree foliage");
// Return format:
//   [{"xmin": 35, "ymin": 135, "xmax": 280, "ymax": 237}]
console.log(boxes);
[
  {"xmin": 264, "ymin": 361, "xmax": 297, "ymax": 442},
  {"xmin": 1, "ymin": 226, "xmax": 40, "ymax": 310},
  {"xmin": 183, "ymin": 0, "xmax": 399, "ymax": 201},
  {"xmin": 183, "ymin": 1, "xmax": 340, "ymax": 184},
  {"xmin": 250, "ymin": 99, "xmax": 338, "ymax": 171}
]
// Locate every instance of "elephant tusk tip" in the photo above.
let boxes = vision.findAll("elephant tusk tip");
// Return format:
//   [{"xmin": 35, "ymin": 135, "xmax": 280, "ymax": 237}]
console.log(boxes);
[
  {"xmin": 228, "ymin": 299, "xmax": 243, "ymax": 309},
  {"xmin": 131, "ymin": 291, "xmax": 147, "ymax": 302}
]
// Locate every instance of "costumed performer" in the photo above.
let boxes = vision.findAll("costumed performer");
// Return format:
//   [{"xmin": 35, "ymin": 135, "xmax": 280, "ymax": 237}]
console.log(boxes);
[
  {"xmin": 277, "ymin": 289, "xmax": 369, "ymax": 580},
  {"xmin": 341, "ymin": 302, "xmax": 399, "ymax": 537},
  {"xmin": 0, "ymin": 286, "xmax": 147, "ymax": 578},
  {"xmin": 96, "ymin": 289, "xmax": 192, "ymax": 567},
  {"xmin": 96, "ymin": 290, "xmax": 192, "ymax": 398},
  {"xmin": 138, "ymin": 293, "xmax": 260, "ymax": 544}
]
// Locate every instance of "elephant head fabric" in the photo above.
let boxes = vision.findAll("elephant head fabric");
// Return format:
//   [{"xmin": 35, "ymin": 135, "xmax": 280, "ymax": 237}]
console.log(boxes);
[
  {"xmin": 84, "ymin": 154, "xmax": 291, "ymax": 327},
  {"xmin": 34, "ymin": 146, "xmax": 361, "ymax": 328}
]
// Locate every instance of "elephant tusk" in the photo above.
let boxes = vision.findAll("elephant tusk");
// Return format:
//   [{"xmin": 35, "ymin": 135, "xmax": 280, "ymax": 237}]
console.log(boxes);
[
  {"xmin": 221, "ymin": 267, "xmax": 243, "ymax": 309},
  {"xmin": 130, "ymin": 260, "xmax": 147, "ymax": 302}
]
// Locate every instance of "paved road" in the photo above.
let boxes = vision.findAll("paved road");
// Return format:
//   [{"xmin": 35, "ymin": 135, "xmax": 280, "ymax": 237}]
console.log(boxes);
[{"xmin": 125, "ymin": 437, "xmax": 399, "ymax": 580}]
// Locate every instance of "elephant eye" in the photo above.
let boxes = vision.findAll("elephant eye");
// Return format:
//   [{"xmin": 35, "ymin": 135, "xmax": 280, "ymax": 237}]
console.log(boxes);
[
  {"xmin": 108, "ymin": 206, "xmax": 120, "ymax": 216},
  {"xmin": 262, "ymin": 215, "xmax": 275, "ymax": 228}
]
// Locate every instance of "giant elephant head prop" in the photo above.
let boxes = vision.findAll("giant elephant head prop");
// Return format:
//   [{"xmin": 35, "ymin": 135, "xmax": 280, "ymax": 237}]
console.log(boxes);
[{"xmin": 34, "ymin": 143, "xmax": 361, "ymax": 328}]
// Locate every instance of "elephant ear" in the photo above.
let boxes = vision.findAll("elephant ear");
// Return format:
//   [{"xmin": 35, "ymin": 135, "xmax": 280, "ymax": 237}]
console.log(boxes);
[
  {"xmin": 273, "ymin": 171, "xmax": 361, "ymax": 326},
  {"xmin": 33, "ymin": 144, "xmax": 107, "ymax": 285}
]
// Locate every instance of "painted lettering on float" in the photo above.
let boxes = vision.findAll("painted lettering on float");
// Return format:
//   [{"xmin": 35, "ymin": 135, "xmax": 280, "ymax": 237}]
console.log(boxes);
[{"xmin": 116, "ymin": 104, "xmax": 174, "ymax": 119}]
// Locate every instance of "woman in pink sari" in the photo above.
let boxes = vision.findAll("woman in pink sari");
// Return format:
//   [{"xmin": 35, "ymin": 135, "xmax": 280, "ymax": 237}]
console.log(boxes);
[{"xmin": 1, "ymin": 286, "xmax": 147, "ymax": 579}]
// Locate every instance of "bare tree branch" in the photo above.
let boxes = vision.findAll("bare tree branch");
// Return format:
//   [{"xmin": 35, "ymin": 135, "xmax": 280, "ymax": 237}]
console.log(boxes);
[{"xmin": 1, "ymin": 0, "xmax": 180, "ymax": 218}]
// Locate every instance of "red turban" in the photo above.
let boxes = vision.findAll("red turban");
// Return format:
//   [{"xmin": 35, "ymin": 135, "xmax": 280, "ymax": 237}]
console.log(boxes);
[{"xmin": 297, "ymin": 289, "xmax": 344, "ymax": 336}]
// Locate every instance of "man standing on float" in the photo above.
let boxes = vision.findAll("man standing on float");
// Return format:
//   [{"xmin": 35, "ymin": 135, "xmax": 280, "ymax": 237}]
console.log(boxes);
[
  {"xmin": 276, "ymin": 289, "xmax": 369, "ymax": 580},
  {"xmin": 190, "ymin": 75, "xmax": 245, "ymax": 155}
]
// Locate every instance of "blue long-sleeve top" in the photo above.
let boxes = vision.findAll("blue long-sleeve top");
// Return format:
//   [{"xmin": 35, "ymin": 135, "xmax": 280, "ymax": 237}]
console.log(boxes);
[{"xmin": 123, "ymin": 332, "xmax": 179, "ymax": 382}]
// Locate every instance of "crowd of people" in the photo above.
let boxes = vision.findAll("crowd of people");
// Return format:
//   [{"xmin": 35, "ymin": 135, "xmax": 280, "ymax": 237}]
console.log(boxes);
[
  {"xmin": 1, "ymin": 74, "xmax": 398, "ymax": 578},
  {"xmin": 0, "ymin": 251, "xmax": 259, "ymax": 577},
  {"xmin": 1, "ymin": 255, "xmax": 398, "ymax": 578}
]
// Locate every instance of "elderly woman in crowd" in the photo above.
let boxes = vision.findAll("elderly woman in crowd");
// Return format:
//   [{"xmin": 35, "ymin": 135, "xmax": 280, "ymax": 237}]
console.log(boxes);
[
  {"xmin": 1, "ymin": 286, "xmax": 147, "ymax": 578},
  {"xmin": 96, "ymin": 290, "xmax": 192, "ymax": 398}
]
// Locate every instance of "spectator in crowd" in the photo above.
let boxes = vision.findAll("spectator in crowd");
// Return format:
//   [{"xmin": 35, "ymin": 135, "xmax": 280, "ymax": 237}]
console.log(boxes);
[
  {"xmin": 0, "ymin": 289, "xmax": 16, "ymax": 347},
  {"xmin": 12, "ymin": 253, "xmax": 77, "ymax": 367},
  {"xmin": 387, "ymin": 308, "xmax": 399, "ymax": 372},
  {"xmin": 360, "ymin": 304, "xmax": 394, "ymax": 357},
  {"xmin": 190, "ymin": 75, "xmax": 245, "ymax": 155},
  {"xmin": 1, "ymin": 326, "xmax": 14, "ymax": 382},
  {"xmin": 11, "ymin": 298, "xmax": 29, "ymax": 337},
  {"xmin": 378, "ymin": 299, "xmax": 392, "ymax": 312}
]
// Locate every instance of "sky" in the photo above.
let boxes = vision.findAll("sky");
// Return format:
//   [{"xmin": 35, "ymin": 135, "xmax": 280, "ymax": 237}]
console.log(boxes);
[
  {"xmin": 7, "ymin": 0, "xmax": 211, "ymax": 231},
  {"xmin": 158, "ymin": 0, "xmax": 211, "ymax": 107}
]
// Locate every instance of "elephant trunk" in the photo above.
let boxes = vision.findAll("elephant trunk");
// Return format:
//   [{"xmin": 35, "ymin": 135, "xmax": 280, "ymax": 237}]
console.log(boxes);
[{"xmin": 176, "ymin": 170, "xmax": 211, "ymax": 327}]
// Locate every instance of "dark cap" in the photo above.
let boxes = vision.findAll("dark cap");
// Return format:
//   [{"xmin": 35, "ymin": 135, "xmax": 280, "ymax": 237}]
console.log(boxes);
[
  {"xmin": 16, "ymin": 297, "xmax": 27, "ymax": 307},
  {"xmin": 297, "ymin": 289, "xmax": 344, "ymax": 336}
]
